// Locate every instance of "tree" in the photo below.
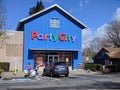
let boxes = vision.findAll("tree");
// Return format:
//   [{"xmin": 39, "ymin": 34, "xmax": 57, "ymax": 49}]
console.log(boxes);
[
  {"xmin": 0, "ymin": 0, "xmax": 6, "ymax": 30},
  {"xmin": 105, "ymin": 20, "xmax": 120, "ymax": 47},
  {"xmin": 82, "ymin": 18, "xmax": 120, "ymax": 62},
  {"xmin": 0, "ymin": 0, "xmax": 7, "ymax": 48},
  {"xmin": 29, "ymin": 0, "xmax": 44, "ymax": 15},
  {"xmin": 82, "ymin": 36, "xmax": 111, "ymax": 59},
  {"xmin": 83, "ymin": 37, "xmax": 102, "ymax": 58}
]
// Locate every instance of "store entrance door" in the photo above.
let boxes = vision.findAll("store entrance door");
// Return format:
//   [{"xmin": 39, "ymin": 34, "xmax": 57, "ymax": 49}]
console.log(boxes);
[{"xmin": 48, "ymin": 55, "xmax": 59, "ymax": 64}]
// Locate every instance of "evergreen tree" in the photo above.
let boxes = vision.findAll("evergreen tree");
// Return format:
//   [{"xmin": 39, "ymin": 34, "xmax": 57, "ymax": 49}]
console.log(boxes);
[{"xmin": 29, "ymin": 0, "xmax": 44, "ymax": 15}]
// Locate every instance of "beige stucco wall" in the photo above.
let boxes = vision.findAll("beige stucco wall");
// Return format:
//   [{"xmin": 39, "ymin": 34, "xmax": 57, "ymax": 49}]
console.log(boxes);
[{"xmin": 0, "ymin": 31, "xmax": 23, "ymax": 71}]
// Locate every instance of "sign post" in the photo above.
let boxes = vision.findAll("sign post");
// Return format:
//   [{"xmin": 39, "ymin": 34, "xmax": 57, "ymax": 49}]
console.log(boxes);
[{"xmin": 14, "ymin": 58, "xmax": 18, "ymax": 75}]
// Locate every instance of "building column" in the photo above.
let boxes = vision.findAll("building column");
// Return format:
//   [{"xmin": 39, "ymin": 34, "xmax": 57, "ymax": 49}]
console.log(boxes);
[{"xmin": 72, "ymin": 51, "xmax": 82, "ymax": 70}]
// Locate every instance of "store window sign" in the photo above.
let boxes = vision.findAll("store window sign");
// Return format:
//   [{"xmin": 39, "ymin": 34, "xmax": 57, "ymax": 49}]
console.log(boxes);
[{"xmin": 32, "ymin": 31, "xmax": 76, "ymax": 42}]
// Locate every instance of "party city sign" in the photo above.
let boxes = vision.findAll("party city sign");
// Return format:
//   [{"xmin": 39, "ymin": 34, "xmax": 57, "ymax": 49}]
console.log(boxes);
[{"xmin": 31, "ymin": 31, "xmax": 76, "ymax": 42}]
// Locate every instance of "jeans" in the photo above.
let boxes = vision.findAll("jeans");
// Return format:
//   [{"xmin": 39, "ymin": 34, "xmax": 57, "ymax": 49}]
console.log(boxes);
[{"xmin": 27, "ymin": 69, "xmax": 31, "ymax": 77}]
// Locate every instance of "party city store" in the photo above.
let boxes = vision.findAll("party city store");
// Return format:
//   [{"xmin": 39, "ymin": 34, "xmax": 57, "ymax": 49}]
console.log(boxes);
[{"xmin": 16, "ymin": 4, "xmax": 86, "ymax": 71}]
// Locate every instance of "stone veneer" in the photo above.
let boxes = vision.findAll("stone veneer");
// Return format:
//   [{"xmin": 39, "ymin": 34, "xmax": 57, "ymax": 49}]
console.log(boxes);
[{"xmin": 0, "ymin": 31, "xmax": 23, "ymax": 71}]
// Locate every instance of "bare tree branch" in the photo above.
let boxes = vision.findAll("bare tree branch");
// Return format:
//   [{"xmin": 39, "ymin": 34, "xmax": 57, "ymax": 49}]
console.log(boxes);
[
  {"xmin": 105, "ymin": 20, "xmax": 120, "ymax": 47},
  {"xmin": 0, "ymin": 0, "xmax": 8, "ymax": 48}
]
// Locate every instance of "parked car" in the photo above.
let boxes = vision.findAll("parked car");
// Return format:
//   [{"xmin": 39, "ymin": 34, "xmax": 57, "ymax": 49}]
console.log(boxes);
[{"xmin": 42, "ymin": 61, "xmax": 69, "ymax": 77}]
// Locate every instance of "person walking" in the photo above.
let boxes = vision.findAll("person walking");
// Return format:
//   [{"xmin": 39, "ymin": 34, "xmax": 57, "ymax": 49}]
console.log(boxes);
[
  {"xmin": 35, "ymin": 64, "xmax": 40, "ymax": 76},
  {"xmin": 26, "ymin": 62, "xmax": 32, "ymax": 77}
]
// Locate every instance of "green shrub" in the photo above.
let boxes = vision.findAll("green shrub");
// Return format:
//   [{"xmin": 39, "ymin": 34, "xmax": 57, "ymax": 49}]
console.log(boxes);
[
  {"xmin": 107, "ymin": 65, "xmax": 115, "ymax": 72},
  {"xmin": 0, "ymin": 62, "xmax": 10, "ymax": 71},
  {"xmin": 85, "ymin": 63, "xmax": 102, "ymax": 71},
  {"xmin": 115, "ymin": 65, "xmax": 120, "ymax": 72},
  {"xmin": 102, "ymin": 68, "xmax": 110, "ymax": 74},
  {"xmin": 0, "ymin": 68, "xmax": 4, "ymax": 74},
  {"xmin": 107, "ymin": 64, "xmax": 120, "ymax": 72}
]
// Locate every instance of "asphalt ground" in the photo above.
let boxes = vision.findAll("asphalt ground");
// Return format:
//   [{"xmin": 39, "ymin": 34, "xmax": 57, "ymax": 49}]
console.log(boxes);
[{"xmin": 0, "ymin": 73, "xmax": 120, "ymax": 90}]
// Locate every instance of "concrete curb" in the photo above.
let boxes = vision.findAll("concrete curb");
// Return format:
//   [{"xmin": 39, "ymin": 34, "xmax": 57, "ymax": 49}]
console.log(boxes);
[{"xmin": 0, "ymin": 70, "xmax": 102, "ymax": 80}]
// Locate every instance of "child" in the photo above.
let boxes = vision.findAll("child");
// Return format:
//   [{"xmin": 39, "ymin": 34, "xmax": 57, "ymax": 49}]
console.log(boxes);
[{"xmin": 26, "ymin": 62, "xmax": 32, "ymax": 77}]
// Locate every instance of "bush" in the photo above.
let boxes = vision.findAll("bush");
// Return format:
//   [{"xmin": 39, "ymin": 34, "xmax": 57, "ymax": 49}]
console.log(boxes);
[
  {"xmin": 102, "ymin": 68, "xmax": 110, "ymax": 74},
  {"xmin": 85, "ymin": 63, "xmax": 102, "ymax": 71},
  {"xmin": 0, "ymin": 62, "xmax": 10, "ymax": 71},
  {"xmin": 0, "ymin": 68, "xmax": 4, "ymax": 74},
  {"xmin": 107, "ymin": 65, "xmax": 115, "ymax": 72},
  {"xmin": 107, "ymin": 64, "xmax": 120, "ymax": 72}
]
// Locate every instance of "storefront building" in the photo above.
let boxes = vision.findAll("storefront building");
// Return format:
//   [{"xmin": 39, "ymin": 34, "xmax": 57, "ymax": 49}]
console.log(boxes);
[
  {"xmin": 17, "ymin": 4, "xmax": 86, "ymax": 71},
  {"xmin": 0, "ymin": 31, "xmax": 23, "ymax": 71}
]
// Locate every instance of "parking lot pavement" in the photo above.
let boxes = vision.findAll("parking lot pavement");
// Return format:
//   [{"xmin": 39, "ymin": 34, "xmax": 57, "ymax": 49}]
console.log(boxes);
[
  {"xmin": 0, "ymin": 76, "xmax": 62, "ymax": 84},
  {"xmin": 4, "ymin": 73, "xmax": 117, "ymax": 84},
  {"xmin": 0, "ymin": 69, "xmax": 101, "ymax": 80},
  {"xmin": 0, "ymin": 73, "xmax": 120, "ymax": 90},
  {"xmin": 1, "ymin": 70, "xmax": 119, "ymax": 84},
  {"xmin": 2, "ymin": 74, "xmax": 120, "ymax": 90}
]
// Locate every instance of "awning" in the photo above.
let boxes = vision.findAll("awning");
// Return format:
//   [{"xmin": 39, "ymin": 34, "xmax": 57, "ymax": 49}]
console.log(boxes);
[{"xmin": 29, "ymin": 48, "xmax": 81, "ymax": 52}]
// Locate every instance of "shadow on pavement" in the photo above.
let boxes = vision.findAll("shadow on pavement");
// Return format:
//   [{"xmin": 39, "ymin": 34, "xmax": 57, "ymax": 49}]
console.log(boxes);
[{"xmin": 7, "ymin": 81, "xmax": 120, "ymax": 90}]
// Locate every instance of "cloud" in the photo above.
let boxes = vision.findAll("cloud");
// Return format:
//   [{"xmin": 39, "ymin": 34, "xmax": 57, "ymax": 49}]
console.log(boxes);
[
  {"xmin": 84, "ymin": 0, "xmax": 90, "ymax": 4},
  {"xmin": 95, "ymin": 23, "xmax": 110, "ymax": 38},
  {"xmin": 82, "ymin": 7, "xmax": 120, "ymax": 49},
  {"xmin": 113, "ymin": 8, "xmax": 120, "ymax": 21},
  {"xmin": 44, "ymin": 0, "xmax": 54, "ymax": 4},
  {"xmin": 79, "ymin": 0, "xmax": 83, "ymax": 8},
  {"xmin": 69, "ymin": 8, "xmax": 80, "ymax": 14},
  {"xmin": 82, "ymin": 24, "xmax": 111, "ymax": 49},
  {"xmin": 82, "ymin": 28, "xmax": 92, "ymax": 49},
  {"xmin": 69, "ymin": 8, "xmax": 73, "ymax": 13},
  {"xmin": 69, "ymin": 0, "xmax": 90, "ymax": 13},
  {"xmin": 82, "ymin": 28, "xmax": 92, "ymax": 40},
  {"xmin": 95, "ymin": 7, "xmax": 120, "ymax": 38},
  {"xmin": 79, "ymin": 0, "xmax": 90, "ymax": 9},
  {"xmin": 82, "ymin": 7, "xmax": 120, "ymax": 48}
]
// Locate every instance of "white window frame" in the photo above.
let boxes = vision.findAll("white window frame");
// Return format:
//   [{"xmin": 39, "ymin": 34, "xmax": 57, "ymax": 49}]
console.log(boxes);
[{"xmin": 50, "ymin": 18, "xmax": 60, "ymax": 28}]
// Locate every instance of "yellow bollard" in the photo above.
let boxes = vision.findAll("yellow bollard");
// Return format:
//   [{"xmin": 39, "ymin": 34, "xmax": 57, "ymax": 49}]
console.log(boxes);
[
  {"xmin": 14, "ymin": 68, "xmax": 17, "ymax": 75},
  {"xmin": 14, "ymin": 60, "xmax": 17, "ymax": 75},
  {"xmin": 14, "ymin": 58, "xmax": 18, "ymax": 75}
]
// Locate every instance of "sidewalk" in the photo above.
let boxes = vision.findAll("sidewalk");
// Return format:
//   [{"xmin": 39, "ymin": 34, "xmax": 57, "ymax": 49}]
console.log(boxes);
[
  {"xmin": 1, "ymin": 71, "xmax": 25, "ymax": 80},
  {"xmin": 69, "ymin": 69, "xmax": 102, "ymax": 75},
  {"xmin": 0, "ymin": 69, "xmax": 101, "ymax": 80}
]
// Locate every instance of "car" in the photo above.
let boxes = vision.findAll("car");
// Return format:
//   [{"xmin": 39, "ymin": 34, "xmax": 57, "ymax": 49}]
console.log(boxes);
[{"xmin": 42, "ymin": 61, "xmax": 69, "ymax": 77}]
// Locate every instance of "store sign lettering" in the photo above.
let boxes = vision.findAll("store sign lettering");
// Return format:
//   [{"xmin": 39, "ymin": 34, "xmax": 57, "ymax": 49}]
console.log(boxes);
[{"xmin": 32, "ymin": 31, "xmax": 76, "ymax": 42}]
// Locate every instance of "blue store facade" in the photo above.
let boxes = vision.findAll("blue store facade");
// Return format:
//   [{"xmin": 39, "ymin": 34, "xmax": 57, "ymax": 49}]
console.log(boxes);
[{"xmin": 17, "ymin": 4, "xmax": 86, "ymax": 71}]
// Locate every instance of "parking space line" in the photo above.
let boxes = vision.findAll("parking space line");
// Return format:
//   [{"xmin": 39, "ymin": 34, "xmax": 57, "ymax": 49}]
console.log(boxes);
[
  {"xmin": 90, "ymin": 74, "xmax": 112, "ymax": 78},
  {"xmin": 43, "ymin": 76, "xmax": 61, "ymax": 81},
  {"xmin": 69, "ymin": 75, "xmax": 87, "ymax": 79}
]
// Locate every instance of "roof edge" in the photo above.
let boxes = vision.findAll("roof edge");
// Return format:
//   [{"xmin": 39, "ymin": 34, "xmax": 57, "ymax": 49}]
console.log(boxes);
[{"xmin": 16, "ymin": 4, "xmax": 87, "ymax": 31}]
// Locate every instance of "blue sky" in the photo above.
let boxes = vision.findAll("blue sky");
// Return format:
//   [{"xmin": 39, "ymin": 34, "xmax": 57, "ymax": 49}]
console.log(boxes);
[
  {"xmin": 2, "ymin": 0, "xmax": 120, "ymax": 48},
  {"xmin": 3, "ymin": 0, "xmax": 120, "ymax": 30}
]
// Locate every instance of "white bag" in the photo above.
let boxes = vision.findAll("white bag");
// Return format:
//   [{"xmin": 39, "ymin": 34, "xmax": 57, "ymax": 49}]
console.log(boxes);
[
  {"xmin": 24, "ymin": 70, "xmax": 28, "ymax": 75},
  {"xmin": 31, "ymin": 70, "xmax": 36, "ymax": 77}
]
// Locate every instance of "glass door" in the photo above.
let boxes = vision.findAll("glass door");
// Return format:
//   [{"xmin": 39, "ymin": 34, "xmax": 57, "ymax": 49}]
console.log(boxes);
[
  {"xmin": 48, "ymin": 55, "xmax": 53, "ymax": 64},
  {"xmin": 54, "ymin": 55, "xmax": 59, "ymax": 62},
  {"xmin": 48, "ymin": 55, "xmax": 59, "ymax": 64}
]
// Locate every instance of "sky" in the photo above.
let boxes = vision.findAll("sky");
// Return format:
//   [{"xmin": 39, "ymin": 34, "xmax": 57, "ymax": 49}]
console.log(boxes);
[{"xmin": 2, "ymin": 0, "xmax": 120, "ymax": 48}]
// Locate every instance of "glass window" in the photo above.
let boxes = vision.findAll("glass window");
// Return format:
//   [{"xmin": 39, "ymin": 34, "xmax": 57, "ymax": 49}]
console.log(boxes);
[
  {"xmin": 50, "ymin": 18, "xmax": 60, "ymax": 28},
  {"xmin": 58, "ymin": 52, "xmax": 72, "ymax": 66},
  {"xmin": 55, "ymin": 62, "xmax": 67, "ymax": 65}
]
